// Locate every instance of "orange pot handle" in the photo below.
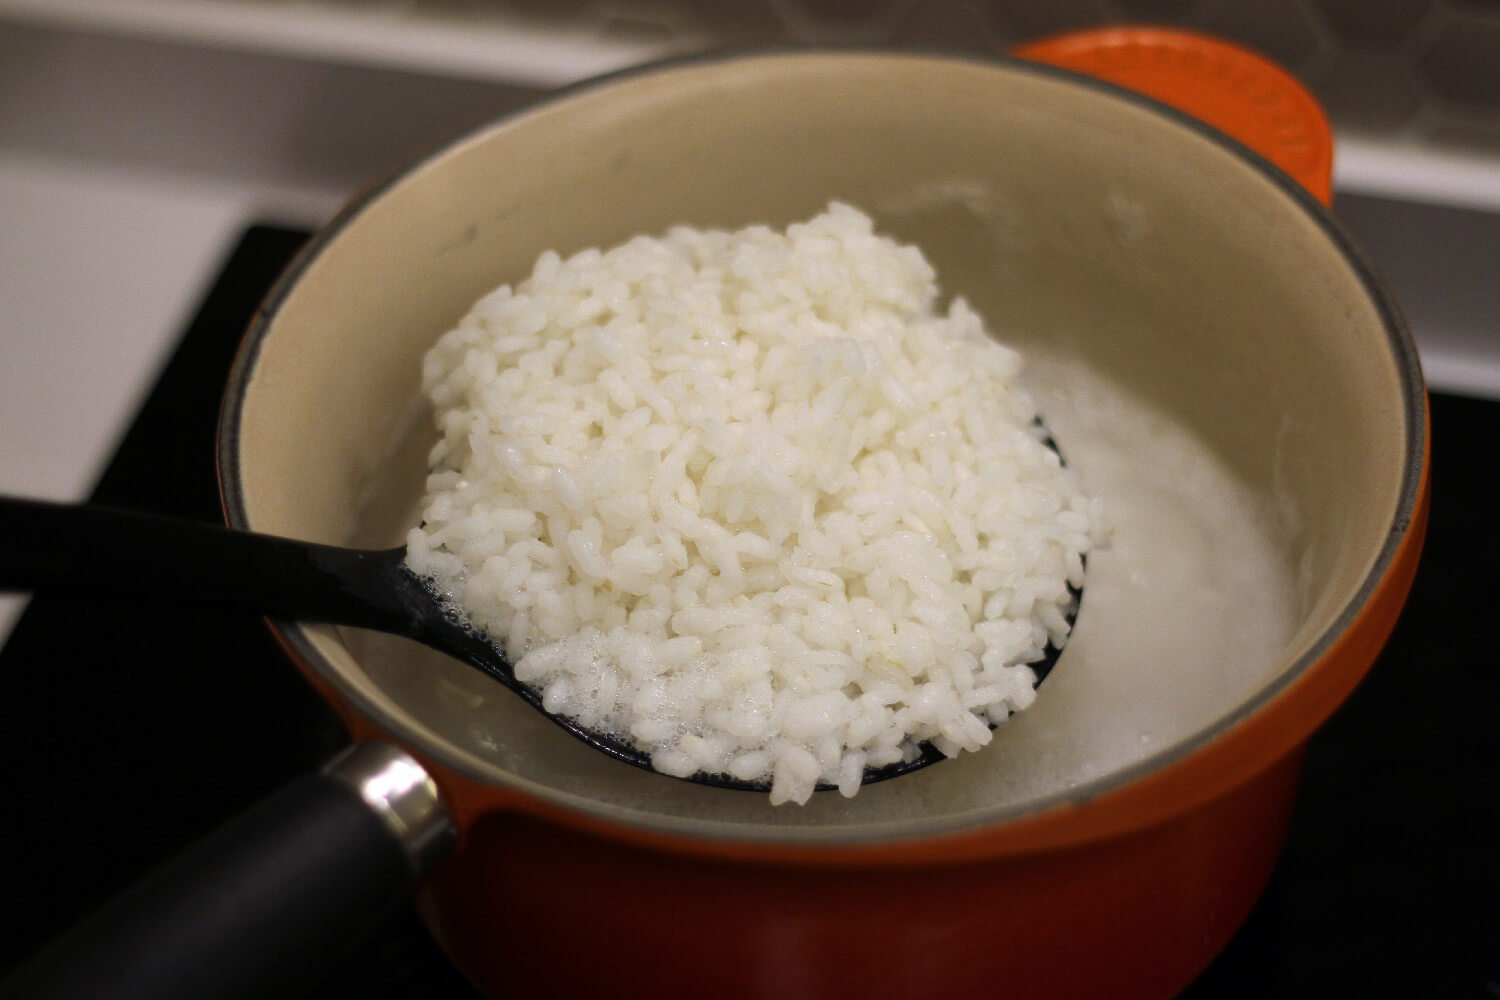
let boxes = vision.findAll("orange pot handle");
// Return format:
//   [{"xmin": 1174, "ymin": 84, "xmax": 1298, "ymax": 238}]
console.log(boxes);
[{"xmin": 1013, "ymin": 27, "xmax": 1334, "ymax": 207}]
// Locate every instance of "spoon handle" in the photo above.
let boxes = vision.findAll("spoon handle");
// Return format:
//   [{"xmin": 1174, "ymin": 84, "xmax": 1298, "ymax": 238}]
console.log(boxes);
[{"xmin": 0, "ymin": 496, "xmax": 422, "ymax": 635}]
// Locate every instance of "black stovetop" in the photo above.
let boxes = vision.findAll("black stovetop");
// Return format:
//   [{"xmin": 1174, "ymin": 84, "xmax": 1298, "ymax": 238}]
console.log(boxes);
[{"xmin": 1, "ymin": 224, "xmax": 1495, "ymax": 998}]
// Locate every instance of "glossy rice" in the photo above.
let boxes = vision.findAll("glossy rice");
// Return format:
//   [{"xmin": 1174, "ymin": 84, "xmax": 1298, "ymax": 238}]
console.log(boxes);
[{"xmin": 405, "ymin": 204, "xmax": 1103, "ymax": 804}]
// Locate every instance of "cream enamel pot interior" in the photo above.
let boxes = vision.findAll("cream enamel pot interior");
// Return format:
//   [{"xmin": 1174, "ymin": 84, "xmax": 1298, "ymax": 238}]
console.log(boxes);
[{"xmin": 213, "ymin": 42, "xmax": 1425, "ymax": 1000}]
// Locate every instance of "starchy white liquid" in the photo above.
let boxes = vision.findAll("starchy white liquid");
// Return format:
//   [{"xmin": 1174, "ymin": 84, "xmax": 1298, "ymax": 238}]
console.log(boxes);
[{"xmin": 345, "ymin": 355, "xmax": 1300, "ymax": 831}]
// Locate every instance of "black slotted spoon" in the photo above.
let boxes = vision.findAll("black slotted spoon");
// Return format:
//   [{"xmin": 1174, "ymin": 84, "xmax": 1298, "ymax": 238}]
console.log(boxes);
[{"xmin": 0, "ymin": 494, "xmax": 1072, "ymax": 791}]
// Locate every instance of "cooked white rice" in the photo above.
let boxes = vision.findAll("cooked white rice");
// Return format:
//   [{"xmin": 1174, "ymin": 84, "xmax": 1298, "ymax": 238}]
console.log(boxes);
[{"xmin": 405, "ymin": 203, "xmax": 1103, "ymax": 805}]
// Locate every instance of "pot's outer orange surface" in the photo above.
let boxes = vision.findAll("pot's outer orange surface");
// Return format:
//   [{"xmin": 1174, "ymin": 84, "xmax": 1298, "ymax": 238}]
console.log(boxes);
[
  {"xmin": 241, "ymin": 28, "xmax": 1430, "ymax": 1000},
  {"xmin": 1013, "ymin": 28, "xmax": 1335, "ymax": 206},
  {"xmin": 424, "ymin": 752, "xmax": 1304, "ymax": 1000}
]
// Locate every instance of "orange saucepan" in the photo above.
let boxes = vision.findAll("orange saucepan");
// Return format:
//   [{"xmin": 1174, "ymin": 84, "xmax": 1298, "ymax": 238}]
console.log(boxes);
[{"xmin": 225, "ymin": 28, "xmax": 1426, "ymax": 1000}]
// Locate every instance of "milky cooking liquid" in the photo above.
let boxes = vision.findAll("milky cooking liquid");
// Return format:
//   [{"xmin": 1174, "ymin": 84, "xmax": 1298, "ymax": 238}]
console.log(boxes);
[{"xmin": 344, "ymin": 356, "xmax": 1300, "ymax": 831}]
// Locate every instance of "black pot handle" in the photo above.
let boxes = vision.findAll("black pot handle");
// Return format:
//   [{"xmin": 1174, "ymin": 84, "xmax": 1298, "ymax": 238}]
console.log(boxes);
[{"xmin": 0, "ymin": 743, "xmax": 454, "ymax": 1000}]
